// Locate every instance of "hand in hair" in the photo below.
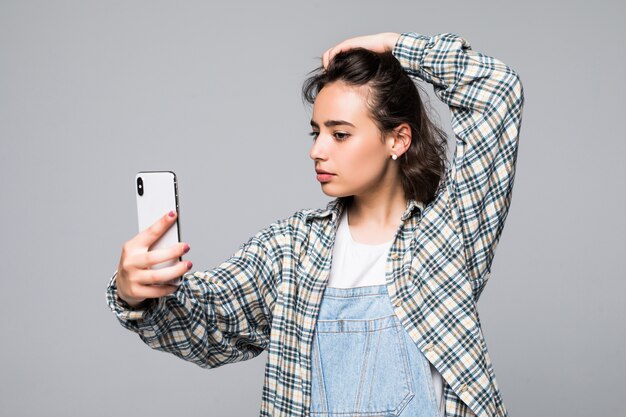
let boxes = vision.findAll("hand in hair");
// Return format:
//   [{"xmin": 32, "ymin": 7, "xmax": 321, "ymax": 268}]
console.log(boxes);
[{"xmin": 322, "ymin": 32, "xmax": 401, "ymax": 70}]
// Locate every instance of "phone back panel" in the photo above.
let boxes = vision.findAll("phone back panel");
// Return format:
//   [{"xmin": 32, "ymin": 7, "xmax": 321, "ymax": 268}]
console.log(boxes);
[{"xmin": 136, "ymin": 171, "xmax": 180, "ymax": 270}]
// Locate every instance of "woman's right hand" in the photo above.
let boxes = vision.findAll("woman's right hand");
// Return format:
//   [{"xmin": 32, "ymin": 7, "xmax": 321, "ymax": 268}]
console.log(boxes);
[{"xmin": 115, "ymin": 210, "xmax": 192, "ymax": 308}]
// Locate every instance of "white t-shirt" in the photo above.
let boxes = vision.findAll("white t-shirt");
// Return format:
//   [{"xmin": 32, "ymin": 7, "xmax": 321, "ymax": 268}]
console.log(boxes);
[{"xmin": 327, "ymin": 209, "xmax": 446, "ymax": 417}]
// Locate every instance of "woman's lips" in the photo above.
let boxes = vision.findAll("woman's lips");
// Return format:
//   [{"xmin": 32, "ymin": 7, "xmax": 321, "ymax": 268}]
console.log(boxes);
[{"xmin": 316, "ymin": 173, "xmax": 335, "ymax": 182}]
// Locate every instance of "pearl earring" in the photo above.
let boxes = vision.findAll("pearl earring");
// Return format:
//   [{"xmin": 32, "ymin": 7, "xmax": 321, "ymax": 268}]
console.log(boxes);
[{"xmin": 391, "ymin": 154, "xmax": 398, "ymax": 160}]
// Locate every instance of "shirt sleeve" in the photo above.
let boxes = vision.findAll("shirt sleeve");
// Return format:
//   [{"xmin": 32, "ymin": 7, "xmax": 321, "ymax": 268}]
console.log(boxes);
[
  {"xmin": 105, "ymin": 225, "xmax": 282, "ymax": 369},
  {"xmin": 392, "ymin": 32, "xmax": 525, "ymax": 300}
]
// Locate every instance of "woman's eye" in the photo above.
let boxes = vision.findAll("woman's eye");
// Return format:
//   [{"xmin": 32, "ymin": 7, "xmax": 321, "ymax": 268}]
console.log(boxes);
[{"xmin": 308, "ymin": 131, "xmax": 350, "ymax": 141}]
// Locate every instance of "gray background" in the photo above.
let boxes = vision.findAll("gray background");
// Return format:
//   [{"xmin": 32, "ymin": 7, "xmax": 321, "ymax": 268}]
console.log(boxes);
[{"xmin": 1, "ymin": 0, "xmax": 624, "ymax": 416}]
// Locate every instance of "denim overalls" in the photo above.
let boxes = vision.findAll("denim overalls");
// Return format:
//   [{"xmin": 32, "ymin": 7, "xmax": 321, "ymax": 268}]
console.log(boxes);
[{"xmin": 309, "ymin": 284, "xmax": 442, "ymax": 417}]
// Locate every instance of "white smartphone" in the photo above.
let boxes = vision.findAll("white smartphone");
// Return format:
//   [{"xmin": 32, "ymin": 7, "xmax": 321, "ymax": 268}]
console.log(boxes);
[{"xmin": 135, "ymin": 171, "xmax": 182, "ymax": 284}]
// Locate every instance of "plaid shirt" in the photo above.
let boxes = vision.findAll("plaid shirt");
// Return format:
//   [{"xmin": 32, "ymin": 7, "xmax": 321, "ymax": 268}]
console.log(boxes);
[{"xmin": 106, "ymin": 31, "xmax": 524, "ymax": 417}]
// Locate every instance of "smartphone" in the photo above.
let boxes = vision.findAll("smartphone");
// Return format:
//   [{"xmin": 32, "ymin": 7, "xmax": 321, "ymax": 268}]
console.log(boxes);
[{"xmin": 135, "ymin": 171, "xmax": 182, "ymax": 285}]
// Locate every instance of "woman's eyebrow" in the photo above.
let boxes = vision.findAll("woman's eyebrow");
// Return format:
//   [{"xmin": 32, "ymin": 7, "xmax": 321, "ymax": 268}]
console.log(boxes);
[{"xmin": 310, "ymin": 119, "xmax": 356, "ymax": 128}]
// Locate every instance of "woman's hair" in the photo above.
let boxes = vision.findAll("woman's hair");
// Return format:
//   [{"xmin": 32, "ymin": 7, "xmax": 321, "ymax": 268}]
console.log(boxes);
[{"xmin": 302, "ymin": 48, "xmax": 449, "ymax": 206}]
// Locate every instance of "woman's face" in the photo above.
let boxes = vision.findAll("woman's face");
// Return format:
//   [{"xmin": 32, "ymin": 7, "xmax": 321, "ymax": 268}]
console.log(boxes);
[{"xmin": 309, "ymin": 81, "xmax": 395, "ymax": 198}]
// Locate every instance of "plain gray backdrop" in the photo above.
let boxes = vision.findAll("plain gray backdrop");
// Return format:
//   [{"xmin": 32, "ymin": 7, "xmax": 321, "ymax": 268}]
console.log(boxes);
[{"xmin": 1, "ymin": 0, "xmax": 624, "ymax": 416}]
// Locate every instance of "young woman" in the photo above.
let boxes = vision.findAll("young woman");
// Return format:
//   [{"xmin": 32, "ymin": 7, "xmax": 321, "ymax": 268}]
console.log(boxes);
[{"xmin": 107, "ymin": 31, "xmax": 525, "ymax": 417}]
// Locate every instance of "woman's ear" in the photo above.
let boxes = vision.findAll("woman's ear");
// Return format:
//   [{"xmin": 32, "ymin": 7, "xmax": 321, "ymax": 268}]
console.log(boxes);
[{"xmin": 390, "ymin": 123, "xmax": 412, "ymax": 156}]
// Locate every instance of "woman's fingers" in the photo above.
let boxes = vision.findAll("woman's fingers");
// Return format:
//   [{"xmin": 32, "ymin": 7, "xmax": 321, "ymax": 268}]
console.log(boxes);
[
  {"xmin": 323, "ymin": 45, "xmax": 343, "ymax": 69},
  {"xmin": 135, "ymin": 260, "xmax": 193, "ymax": 287},
  {"xmin": 135, "ymin": 210, "xmax": 177, "ymax": 248},
  {"xmin": 322, "ymin": 33, "xmax": 401, "ymax": 69},
  {"xmin": 130, "ymin": 242, "xmax": 189, "ymax": 270},
  {"xmin": 116, "ymin": 257, "xmax": 192, "ymax": 306},
  {"xmin": 115, "ymin": 210, "xmax": 192, "ymax": 306},
  {"xmin": 322, "ymin": 48, "xmax": 331, "ymax": 69}
]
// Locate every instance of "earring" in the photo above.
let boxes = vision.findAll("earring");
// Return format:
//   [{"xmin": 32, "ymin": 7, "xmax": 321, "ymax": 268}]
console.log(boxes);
[{"xmin": 391, "ymin": 154, "xmax": 398, "ymax": 160}]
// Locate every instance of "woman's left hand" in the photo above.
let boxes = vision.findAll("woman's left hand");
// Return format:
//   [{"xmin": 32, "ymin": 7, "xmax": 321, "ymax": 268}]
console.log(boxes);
[{"xmin": 322, "ymin": 32, "xmax": 401, "ymax": 70}]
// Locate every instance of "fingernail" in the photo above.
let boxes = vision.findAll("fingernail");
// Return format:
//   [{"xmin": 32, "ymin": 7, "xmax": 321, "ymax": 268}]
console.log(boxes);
[
  {"xmin": 186, "ymin": 261, "xmax": 193, "ymax": 269},
  {"xmin": 168, "ymin": 210, "xmax": 175, "ymax": 217},
  {"xmin": 184, "ymin": 244, "xmax": 190, "ymax": 253}
]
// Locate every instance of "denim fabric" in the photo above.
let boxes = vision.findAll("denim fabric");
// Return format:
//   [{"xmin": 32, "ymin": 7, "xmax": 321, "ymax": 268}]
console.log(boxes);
[{"xmin": 310, "ymin": 284, "xmax": 440, "ymax": 417}]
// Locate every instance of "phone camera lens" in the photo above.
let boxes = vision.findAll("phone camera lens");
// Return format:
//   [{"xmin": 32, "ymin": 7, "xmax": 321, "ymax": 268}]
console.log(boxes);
[{"xmin": 137, "ymin": 177, "xmax": 144, "ymax": 196}]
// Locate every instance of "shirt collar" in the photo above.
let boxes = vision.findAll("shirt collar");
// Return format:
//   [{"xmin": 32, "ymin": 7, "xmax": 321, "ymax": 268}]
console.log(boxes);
[{"xmin": 304, "ymin": 196, "xmax": 425, "ymax": 223}]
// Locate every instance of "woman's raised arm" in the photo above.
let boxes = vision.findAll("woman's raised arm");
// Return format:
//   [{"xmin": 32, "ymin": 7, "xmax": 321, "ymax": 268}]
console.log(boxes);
[
  {"xmin": 322, "ymin": 31, "xmax": 525, "ymax": 299},
  {"xmin": 391, "ymin": 32, "xmax": 525, "ymax": 299}
]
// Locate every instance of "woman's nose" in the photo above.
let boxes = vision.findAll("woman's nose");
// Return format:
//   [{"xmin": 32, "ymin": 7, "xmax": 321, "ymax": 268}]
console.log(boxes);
[{"xmin": 309, "ymin": 135, "xmax": 328, "ymax": 161}]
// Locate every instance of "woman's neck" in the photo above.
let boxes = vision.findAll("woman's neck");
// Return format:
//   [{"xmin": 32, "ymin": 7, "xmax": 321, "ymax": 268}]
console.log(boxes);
[{"xmin": 344, "ymin": 191, "xmax": 407, "ymax": 244}]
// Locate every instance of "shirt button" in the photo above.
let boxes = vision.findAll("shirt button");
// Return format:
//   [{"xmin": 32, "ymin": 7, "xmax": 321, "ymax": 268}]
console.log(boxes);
[
  {"xmin": 390, "ymin": 253, "xmax": 400, "ymax": 260},
  {"xmin": 459, "ymin": 383, "xmax": 468, "ymax": 393},
  {"xmin": 424, "ymin": 342, "xmax": 434, "ymax": 352}
]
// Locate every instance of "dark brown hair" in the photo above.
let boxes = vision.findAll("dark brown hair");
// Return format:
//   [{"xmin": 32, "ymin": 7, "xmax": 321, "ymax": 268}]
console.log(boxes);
[{"xmin": 302, "ymin": 48, "xmax": 449, "ymax": 206}]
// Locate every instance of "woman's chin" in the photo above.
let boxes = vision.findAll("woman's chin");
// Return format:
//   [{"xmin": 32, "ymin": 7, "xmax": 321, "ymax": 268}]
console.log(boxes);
[{"xmin": 320, "ymin": 186, "xmax": 352, "ymax": 199}]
